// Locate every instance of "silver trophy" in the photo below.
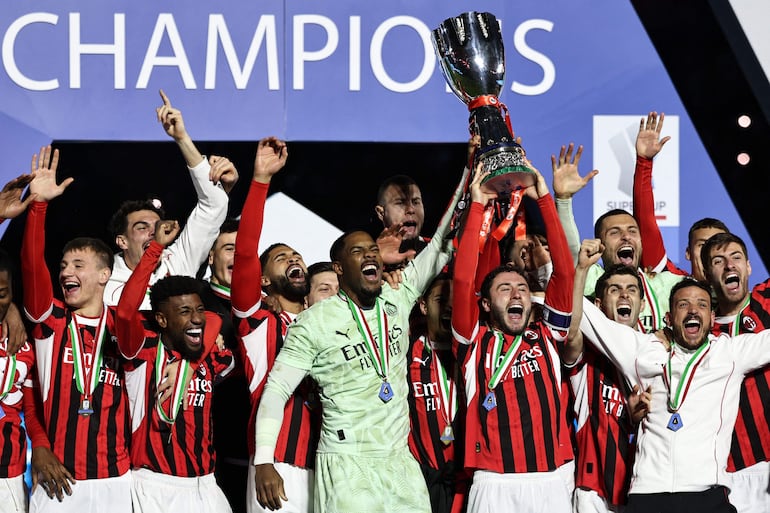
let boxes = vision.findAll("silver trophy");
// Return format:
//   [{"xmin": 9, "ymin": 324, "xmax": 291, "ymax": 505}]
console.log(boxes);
[{"xmin": 433, "ymin": 12, "xmax": 535, "ymax": 194}]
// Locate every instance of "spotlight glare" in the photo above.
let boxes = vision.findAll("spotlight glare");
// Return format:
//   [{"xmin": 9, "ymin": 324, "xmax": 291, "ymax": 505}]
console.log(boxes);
[
  {"xmin": 738, "ymin": 115, "xmax": 751, "ymax": 128},
  {"xmin": 737, "ymin": 153, "xmax": 750, "ymax": 166}
]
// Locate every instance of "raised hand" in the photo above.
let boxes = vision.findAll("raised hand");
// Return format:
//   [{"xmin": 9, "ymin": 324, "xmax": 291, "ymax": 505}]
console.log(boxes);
[
  {"xmin": 209, "ymin": 155, "xmax": 239, "ymax": 194},
  {"xmin": 154, "ymin": 220, "xmax": 180, "ymax": 247},
  {"xmin": 470, "ymin": 163, "xmax": 497, "ymax": 206},
  {"xmin": 156, "ymin": 89, "xmax": 188, "ymax": 141},
  {"xmin": 29, "ymin": 146, "xmax": 74, "ymax": 203},
  {"xmin": 636, "ymin": 112, "xmax": 671, "ymax": 159},
  {"xmin": 377, "ymin": 224, "xmax": 416, "ymax": 266},
  {"xmin": 0, "ymin": 172, "xmax": 37, "ymax": 220},
  {"xmin": 552, "ymin": 143, "xmax": 599, "ymax": 200},
  {"xmin": 578, "ymin": 238, "xmax": 604, "ymax": 270},
  {"xmin": 522, "ymin": 159, "xmax": 549, "ymax": 200},
  {"xmin": 253, "ymin": 137, "xmax": 288, "ymax": 183}
]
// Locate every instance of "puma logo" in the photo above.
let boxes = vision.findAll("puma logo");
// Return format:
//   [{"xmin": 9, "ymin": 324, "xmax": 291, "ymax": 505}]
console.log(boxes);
[
  {"xmin": 335, "ymin": 329, "xmax": 351, "ymax": 339},
  {"xmin": 413, "ymin": 355, "xmax": 430, "ymax": 366}
]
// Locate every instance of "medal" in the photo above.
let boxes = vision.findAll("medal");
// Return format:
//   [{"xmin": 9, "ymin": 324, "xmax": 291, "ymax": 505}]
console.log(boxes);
[
  {"xmin": 662, "ymin": 339, "xmax": 711, "ymax": 433},
  {"xmin": 78, "ymin": 397, "xmax": 94, "ymax": 416},
  {"xmin": 483, "ymin": 391, "xmax": 497, "ymax": 411},
  {"xmin": 667, "ymin": 412, "xmax": 683, "ymax": 431},
  {"xmin": 440, "ymin": 424, "xmax": 454, "ymax": 445},
  {"xmin": 342, "ymin": 292, "xmax": 393, "ymax": 403},
  {"xmin": 379, "ymin": 381, "xmax": 393, "ymax": 403},
  {"xmin": 483, "ymin": 331, "xmax": 523, "ymax": 413},
  {"xmin": 69, "ymin": 310, "xmax": 108, "ymax": 419}
]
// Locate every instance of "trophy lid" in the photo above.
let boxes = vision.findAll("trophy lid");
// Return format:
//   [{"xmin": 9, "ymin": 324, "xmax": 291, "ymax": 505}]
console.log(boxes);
[{"xmin": 432, "ymin": 12, "xmax": 506, "ymax": 103}]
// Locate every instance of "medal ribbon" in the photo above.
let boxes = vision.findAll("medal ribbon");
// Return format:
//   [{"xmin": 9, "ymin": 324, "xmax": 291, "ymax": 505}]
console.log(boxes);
[
  {"xmin": 0, "ymin": 330, "xmax": 16, "ymax": 400},
  {"xmin": 731, "ymin": 296, "xmax": 752, "ymax": 337},
  {"xmin": 209, "ymin": 282, "xmax": 231, "ymax": 299},
  {"xmin": 341, "ymin": 292, "xmax": 389, "ymax": 381},
  {"xmin": 487, "ymin": 331, "xmax": 524, "ymax": 390},
  {"xmin": 467, "ymin": 95, "xmax": 513, "ymax": 135},
  {"xmin": 429, "ymin": 342, "xmax": 458, "ymax": 424},
  {"xmin": 637, "ymin": 272, "xmax": 662, "ymax": 332},
  {"xmin": 663, "ymin": 341, "xmax": 711, "ymax": 412},
  {"xmin": 68, "ymin": 309, "xmax": 107, "ymax": 399},
  {"xmin": 155, "ymin": 340, "xmax": 191, "ymax": 424}
]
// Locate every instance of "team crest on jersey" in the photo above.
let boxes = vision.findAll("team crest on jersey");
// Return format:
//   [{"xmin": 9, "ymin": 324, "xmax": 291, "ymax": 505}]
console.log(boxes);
[
  {"xmin": 198, "ymin": 365, "xmax": 207, "ymax": 377},
  {"xmin": 524, "ymin": 329, "xmax": 538, "ymax": 340},
  {"xmin": 384, "ymin": 302, "xmax": 398, "ymax": 316},
  {"xmin": 743, "ymin": 316, "xmax": 757, "ymax": 332}
]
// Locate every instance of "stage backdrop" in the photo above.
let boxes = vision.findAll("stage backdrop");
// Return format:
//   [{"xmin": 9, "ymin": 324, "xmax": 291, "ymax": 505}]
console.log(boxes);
[{"xmin": 1, "ymin": 0, "xmax": 765, "ymax": 278}]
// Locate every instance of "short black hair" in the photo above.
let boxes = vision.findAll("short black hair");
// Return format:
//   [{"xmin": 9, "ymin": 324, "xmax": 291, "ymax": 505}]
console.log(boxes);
[
  {"xmin": 307, "ymin": 261, "xmax": 334, "ymax": 282},
  {"xmin": 63, "ymin": 237, "xmax": 114, "ymax": 270},
  {"xmin": 218, "ymin": 218, "xmax": 239, "ymax": 236},
  {"xmin": 376, "ymin": 175, "xmax": 419, "ymax": 206},
  {"xmin": 259, "ymin": 243, "xmax": 289, "ymax": 269},
  {"xmin": 150, "ymin": 275, "xmax": 203, "ymax": 313},
  {"xmin": 700, "ymin": 232, "xmax": 748, "ymax": 278},
  {"xmin": 594, "ymin": 209, "xmax": 634, "ymax": 239},
  {"xmin": 687, "ymin": 218, "xmax": 728, "ymax": 246},
  {"xmin": 480, "ymin": 263, "xmax": 527, "ymax": 300},
  {"xmin": 595, "ymin": 264, "xmax": 643, "ymax": 301},
  {"xmin": 109, "ymin": 200, "xmax": 165, "ymax": 241},
  {"xmin": 668, "ymin": 277, "xmax": 713, "ymax": 313}
]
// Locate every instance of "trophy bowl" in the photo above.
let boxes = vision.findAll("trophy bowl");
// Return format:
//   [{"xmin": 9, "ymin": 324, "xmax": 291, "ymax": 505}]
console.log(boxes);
[{"xmin": 433, "ymin": 12, "xmax": 535, "ymax": 195}]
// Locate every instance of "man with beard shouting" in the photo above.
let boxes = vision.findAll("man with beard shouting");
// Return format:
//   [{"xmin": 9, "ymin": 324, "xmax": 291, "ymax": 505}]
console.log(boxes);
[{"xmin": 230, "ymin": 137, "xmax": 319, "ymax": 513}]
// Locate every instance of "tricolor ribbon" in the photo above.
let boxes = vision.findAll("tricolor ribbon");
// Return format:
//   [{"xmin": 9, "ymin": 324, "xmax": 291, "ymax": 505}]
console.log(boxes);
[
  {"xmin": 155, "ymin": 340, "xmax": 191, "ymax": 425},
  {"xmin": 341, "ymin": 292, "xmax": 390, "ymax": 382},
  {"xmin": 487, "ymin": 331, "xmax": 523, "ymax": 391},
  {"xmin": 68, "ymin": 310, "xmax": 107, "ymax": 401},
  {"xmin": 663, "ymin": 341, "xmax": 711, "ymax": 412}
]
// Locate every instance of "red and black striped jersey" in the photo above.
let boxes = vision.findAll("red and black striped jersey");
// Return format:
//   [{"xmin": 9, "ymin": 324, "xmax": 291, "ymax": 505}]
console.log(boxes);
[
  {"xmin": 407, "ymin": 335, "xmax": 461, "ymax": 471},
  {"xmin": 568, "ymin": 347, "xmax": 634, "ymax": 505},
  {"xmin": 22, "ymin": 201, "xmax": 130, "ymax": 480},
  {"xmin": 0, "ymin": 339, "xmax": 35, "ymax": 478},
  {"xmin": 452, "ymin": 196, "xmax": 574, "ymax": 474},
  {"xmin": 124, "ymin": 313, "xmax": 234, "ymax": 477},
  {"xmin": 712, "ymin": 277, "xmax": 770, "ymax": 471},
  {"xmin": 230, "ymin": 179, "xmax": 319, "ymax": 468}
]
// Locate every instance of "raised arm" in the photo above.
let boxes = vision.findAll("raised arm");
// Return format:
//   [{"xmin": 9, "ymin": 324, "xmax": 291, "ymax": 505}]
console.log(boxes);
[
  {"xmin": 0, "ymin": 172, "xmax": 37, "ymax": 222},
  {"xmin": 633, "ymin": 112, "xmax": 678, "ymax": 273},
  {"xmin": 116, "ymin": 220, "xmax": 180, "ymax": 359},
  {"xmin": 22, "ymin": 146, "xmax": 74, "ymax": 322},
  {"xmin": 231, "ymin": 137, "xmax": 288, "ymax": 316},
  {"xmin": 564, "ymin": 239, "xmax": 603, "ymax": 365},
  {"xmin": 155, "ymin": 90, "xmax": 230, "ymax": 278},
  {"xmin": 552, "ymin": 143, "xmax": 598, "ymax": 264},
  {"xmin": 452, "ymin": 167, "xmax": 497, "ymax": 344}
]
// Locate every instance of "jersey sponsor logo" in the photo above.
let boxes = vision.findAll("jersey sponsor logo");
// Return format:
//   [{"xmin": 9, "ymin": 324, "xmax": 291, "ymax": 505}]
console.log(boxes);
[
  {"xmin": 599, "ymin": 378, "xmax": 625, "ymax": 418},
  {"xmin": 186, "ymin": 372, "xmax": 213, "ymax": 408},
  {"xmin": 63, "ymin": 351, "xmax": 123, "ymax": 387},
  {"xmin": 412, "ymin": 380, "xmax": 441, "ymax": 412},
  {"xmin": 488, "ymin": 343, "xmax": 544, "ymax": 381},
  {"xmin": 340, "ymin": 328, "xmax": 402, "ymax": 372}
]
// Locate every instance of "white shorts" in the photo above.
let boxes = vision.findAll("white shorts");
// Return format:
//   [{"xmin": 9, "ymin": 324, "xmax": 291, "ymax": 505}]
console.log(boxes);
[
  {"xmin": 573, "ymin": 487, "xmax": 624, "ymax": 513},
  {"xmin": 0, "ymin": 475, "xmax": 27, "ymax": 513},
  {"xmin": 467, "ymin": 464, "xmax": 573, "ymax": 513},
  {"xmin": 30, "ymin": 471, "xmax": 131, "ymax": 513},
  {"xmin": 558, "ymin": 460, "xmax": 576, "ymax": 497},
  {"xmin": 727, "ymin": 461, "xmax": 770, "ymax": 513},
  {"xmin": 131, "ymin": 468, "xmax": 231, "ymax": 513},
  {"xmin": 247, "ymin": 462, "xmax": 312, "ymax": 513}
]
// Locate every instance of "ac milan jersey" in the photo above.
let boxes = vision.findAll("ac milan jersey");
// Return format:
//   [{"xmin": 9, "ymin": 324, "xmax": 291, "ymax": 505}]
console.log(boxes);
[
  {"xmin": 231, "ymin": 179, "xmax": 319, "ymax": 467},
  {"xmin": 452, "ymin": 196, "xmax": 574, "ymax": 474},
  {"xmin": 712, "ymin": 277, "xmax": 770, "ymax": 471},
  {"xmin": 124, "ymin": 312, "xmax": 233, "ymax": 477},
  {"xmin": 22, "ymin": 200, "xmax": 130, "ymax": 480},
  {"xmin": 0, "ymin": 339, "xmax": 35, "ymax": 478},
  {"xmin": 407, "ymin": 335, "xmax": 460, "ymax": 471},
  {"xmin": 568, "ymin": 346, "xmax": 634, "ymax": 505}
]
